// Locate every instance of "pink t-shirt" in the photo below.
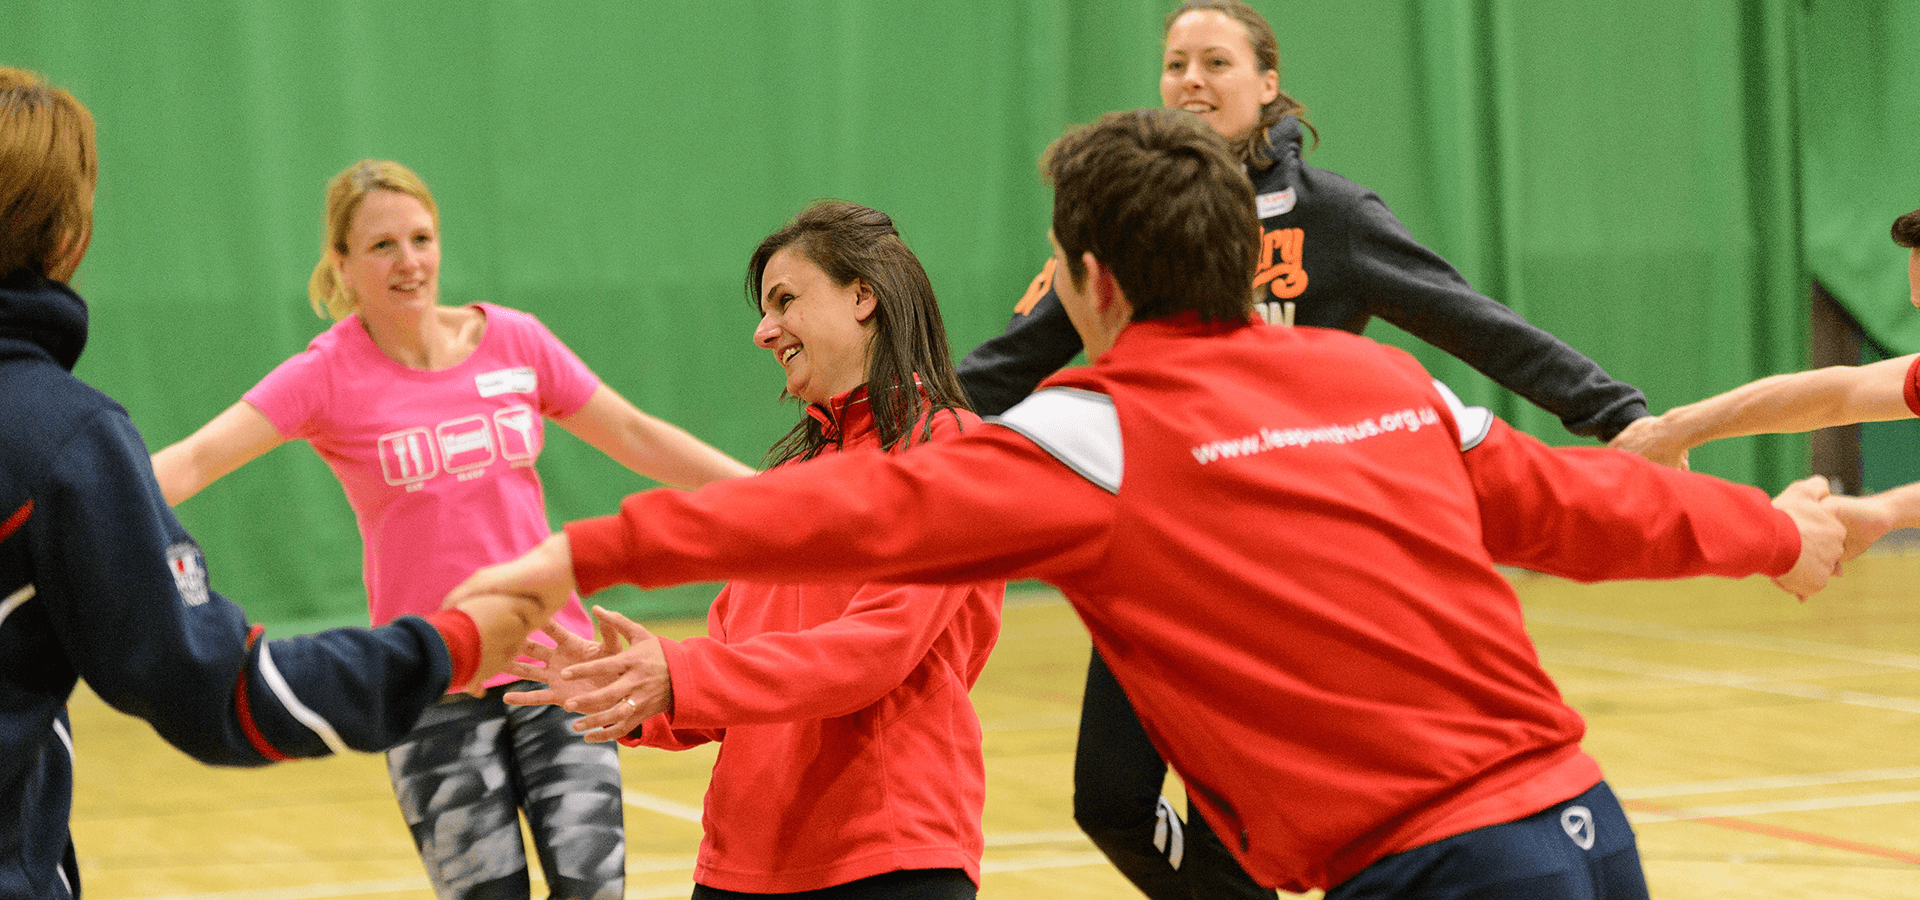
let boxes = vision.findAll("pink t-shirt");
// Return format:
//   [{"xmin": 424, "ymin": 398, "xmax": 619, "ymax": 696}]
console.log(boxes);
[{"xmin": 246, "ymin": 304, "xmax": 597, "ymax": 683}]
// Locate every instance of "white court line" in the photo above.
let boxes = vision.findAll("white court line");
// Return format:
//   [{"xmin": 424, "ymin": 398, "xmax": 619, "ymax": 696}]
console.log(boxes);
[
  {"xmin": 1526, "ymin": 607, "xmax": 1920, "ymax": 671},
  {"xmin": 624, "ymin": 790, "xmax": 703, "ymax": 823},
  {"xmin": 981, "ymin": 851, "xmax": 1115, "ymax": 873},
  {"xmin": 1628, "ymin": 790, "xmax": 1920, "ymax": 822},
  {"xmin": 979, "ymin": 712, "xmax": 1080, "ymax": 731},
  {"xmin": 1617, "ymin": 766, "xmax": 1920, "ymax": 799},
  {"xmin": 1537, "ymin": 647, "xmax": 1920, "ymax": 715},
  {"xmin": 623, "ymin": 795, "xmax": 1094, "ymax": 849},
  {"xmin": 985, "ymin": 829, "xmax": 1093, "ymax": 846},
  {"xmin": 627, "ymin": 884, "xmax": 697, "ymax": 899},
  {"xmin": 118, "ymin": 879, "xmax": 430, "ymax": 900},
  {"xmin": 627, "ymin": 856, "xmax": 701, "ymax": 874}
]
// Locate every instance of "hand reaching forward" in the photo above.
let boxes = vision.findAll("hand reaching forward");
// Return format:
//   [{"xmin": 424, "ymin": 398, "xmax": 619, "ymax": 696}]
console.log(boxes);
[
  {"xmin": 442, "ymin": 532, "xmax": 581, "ymax": 696},
  {"xmin": 443, "ymin": 591, "xmax": 559, "ymax": 696},
  {"xmin": 1607, "ymin": 415, "xmax": 1690, "ymax": 470},
  {"xmin": 1768, "ymin": 476, "xmax": 1844, "ymax": 600},
  {"xmin": 502, "ymin": 606, "xmax": 673, "ymax": 742}
]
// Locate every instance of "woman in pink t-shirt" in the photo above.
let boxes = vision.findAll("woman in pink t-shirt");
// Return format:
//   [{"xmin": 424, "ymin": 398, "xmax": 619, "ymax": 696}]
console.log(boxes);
[{"xmin": 152, "ymin": 159, "xmax": 754, "ymax": 900}]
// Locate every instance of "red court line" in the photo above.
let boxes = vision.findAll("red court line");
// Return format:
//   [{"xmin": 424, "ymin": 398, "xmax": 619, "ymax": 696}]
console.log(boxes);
[{"xmin": 1624, "ymin": 799, "xmax": 1920, "ymax": 865}]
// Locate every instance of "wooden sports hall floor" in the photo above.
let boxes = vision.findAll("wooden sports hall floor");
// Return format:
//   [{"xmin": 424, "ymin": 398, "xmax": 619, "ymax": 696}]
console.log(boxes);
[{"xmin": 69, "ymin": 544, "xmax": 1920, "ymax": 899}]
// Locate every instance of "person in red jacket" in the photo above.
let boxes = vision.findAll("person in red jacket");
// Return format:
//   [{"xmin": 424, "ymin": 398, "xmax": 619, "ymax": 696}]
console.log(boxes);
[
  {"xmin": 454, "ymin": 111, "xmax": 1860, "ymax": 899},
  {"xmin": 504, "ymin": 201, "xmax": 1003, "ymax": 899}
]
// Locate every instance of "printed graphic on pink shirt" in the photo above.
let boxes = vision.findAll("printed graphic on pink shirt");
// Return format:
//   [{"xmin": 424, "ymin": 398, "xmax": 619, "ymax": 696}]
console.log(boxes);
[
  {"xmin": 380, "ymin": 428, "xmax": 439, "ymax": 487},
  {"xmin": 378, "ymin": 404, "xmax": 536, "ymax": 490},
  {"xmin": 440, "ymin": 414, "xmax": 497, "ymax": 478},
  {"xmin": 494, "ymin": 406, "xmax": 539, "ymax": 464}
]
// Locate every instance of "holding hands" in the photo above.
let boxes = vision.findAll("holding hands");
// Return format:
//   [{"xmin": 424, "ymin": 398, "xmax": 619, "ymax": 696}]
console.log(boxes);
[
  {"xmin": 442, "ymin": 590, "xmax": 572, "ymax": 696},
  {"xmin": 502, "ymin": 607, "xmax": 674, "ymax": 743},
  {"xmin": 1608, "ymin": 414, "xmax": 1690, "ymax": 470},
  {"xmin": 440, "ymin": 532, "xmax": 584, "ymax": 695},
  {"xmin": 1821, "ymin": 487, "xmax": 1907, "ymax": 564},
  {"xmin": 1769, "ymin": 476, "xmax": 1844, "ymax": 599},
  {"xmin": 1770, "ymin": 476, "xmax": 1920, "ymax": 599}
]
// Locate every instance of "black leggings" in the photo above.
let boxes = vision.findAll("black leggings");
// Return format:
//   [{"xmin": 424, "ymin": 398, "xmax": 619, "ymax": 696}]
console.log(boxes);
[
  {"xmin": 689, "ymin": 868, "xmax": 975, "ymax": 899},
  {"xmin": 1074, "ymin": 648, "xmax": 1276, "ymax": 900}
]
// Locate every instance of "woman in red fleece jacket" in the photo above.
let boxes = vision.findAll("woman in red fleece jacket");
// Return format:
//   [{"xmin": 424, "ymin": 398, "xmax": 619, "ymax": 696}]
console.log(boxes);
[{"xmin": 508, "ymin": 200, "xmax": 1004, "ymax": 899}]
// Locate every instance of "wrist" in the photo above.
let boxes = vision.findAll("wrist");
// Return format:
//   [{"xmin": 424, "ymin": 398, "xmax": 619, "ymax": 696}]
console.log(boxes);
[{"xmin": 425, "ymin": 608, "xmax": 481, "ymax": 690}]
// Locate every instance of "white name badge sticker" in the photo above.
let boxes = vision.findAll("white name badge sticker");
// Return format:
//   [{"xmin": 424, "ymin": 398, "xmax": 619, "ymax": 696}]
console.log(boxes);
[
  {"xmin": 475, "ymin": 367, "xmax": 537, "ymax": 397},
  {"xmin": 1256, "ymin": 188, "xmax": 1297, "ymax": 218}
]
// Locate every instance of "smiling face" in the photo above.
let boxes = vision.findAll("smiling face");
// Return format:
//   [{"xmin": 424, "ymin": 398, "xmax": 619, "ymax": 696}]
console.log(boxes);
[
  {"xmin": 754, "ymin": 246, "xmax": 877, "ymax": 406},
  {"xmin": 335, "ymin": 189, "xmax": 439, "ymax": 320},
  {"xmin": 1160, "ymin": 9, "xmax": 1280, "ymax": 141}
]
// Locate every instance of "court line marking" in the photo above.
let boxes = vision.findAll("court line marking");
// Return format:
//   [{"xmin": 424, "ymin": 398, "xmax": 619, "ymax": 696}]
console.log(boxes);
[
  {"xmin": 979, "ymin": 712, "xmax": 1081, "ymax": 731},
  {"xmin": 985, "ymin": 829, "xmax": 1094, "ymax": 846},
  {"xmin": 623, "ymin": 790, "xmax": 703, "ymax": 823},
  {"xmin": 1531, "ymin": 611, "xmax": 1920, "ymax": 866},
  {"xmin": 1537, "ymin": 647, "xmax": 1920, "ymax": 715},
  {"xmin": 1618, "ymin": 766, "xmax": 1920, "ymax": 799},
  {"xmin": 981, "ymin": 851, "xmax": 1114, "ymax": 873},
  {"xmin": 1624, "ymin": 799, "xmax": 1920, "ymax": 866},
  {"xmin": 110, "ymin": 851, "xmax": 1120, "ymax": 900},
  {"xmin": 1525, "ymin": 607, "xmax": 1920, "ymax": 670},
  {"xmin": 1626, "ymin": 790, "xmax": 1920, "ymax": 820},
  {"xmin": 110, "ymin": 880, "xmax": 430, "ymax": 900},
  {"xmin": 626, "ymin": 791, "xmax": 1096, "ymax": 849}
]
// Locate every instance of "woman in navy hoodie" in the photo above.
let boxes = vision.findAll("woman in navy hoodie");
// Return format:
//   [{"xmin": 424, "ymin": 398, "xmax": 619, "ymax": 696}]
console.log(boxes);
[{"xmin": 0, "ymin": 65, "xmax": 558, "ymax": 900}]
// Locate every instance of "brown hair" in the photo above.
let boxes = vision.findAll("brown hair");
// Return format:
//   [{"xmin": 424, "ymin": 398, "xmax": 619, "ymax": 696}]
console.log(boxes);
[
  {"xmin": 746, "ymin": 200, "xmax": 971, "ymax": 467},
  {"xmin": 1044, "ymin": 108, "xmax": 1259, "ymax": 324},
  {"xmin": 308, "ymin": 159, "xmax": 440, "ymax": 320},
  {"xmin": 1164, "ymin": 0, "xmax": 1316, "ymax": 167},
  {"xmin": 0, "ymin": 67, "xmax": 98, "ymax": 281},
  {"xmin": 1893, "ymin": 208, "xmax": 1920, "ymax": 249}
]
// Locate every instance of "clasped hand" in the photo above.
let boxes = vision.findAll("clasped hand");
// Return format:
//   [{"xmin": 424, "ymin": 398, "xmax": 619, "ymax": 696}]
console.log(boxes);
[
  {"xmin": 501, "ymin": 606, "xmax": 674, "ymax": 742},
  {"xmin": 1769, "ymin": 475, "xmax": 1898, "ymax": 600}
]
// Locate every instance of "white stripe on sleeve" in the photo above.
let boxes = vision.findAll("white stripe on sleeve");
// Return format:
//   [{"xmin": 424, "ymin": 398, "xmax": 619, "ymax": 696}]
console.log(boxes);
[{"xmin": 254, "ymin": 640, "xmax": 353, "ymax": 757}]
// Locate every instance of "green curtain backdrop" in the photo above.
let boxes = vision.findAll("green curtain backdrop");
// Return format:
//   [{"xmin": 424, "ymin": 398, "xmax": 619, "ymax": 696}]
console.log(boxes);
[{"xmin": 5, "ymin": 0, "xmax": 1910, "ymax": 626}]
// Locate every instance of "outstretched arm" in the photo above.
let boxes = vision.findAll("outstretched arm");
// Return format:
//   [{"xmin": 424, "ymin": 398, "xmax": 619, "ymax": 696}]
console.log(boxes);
[
  {"xmin": 554, "ymin": 384, "xmax": 755, "ymax": 489},
  {"xmin": 1610, "ymin": 354, "xmax": 1919, "ymax": 468},
  {"xmin": 1349, "ymin": 193, "xmax": 1648, "ymax": 441},
  {"xmin": 150, "ymin": 401, "xmax": 286, "ymax": 505},
  {"xmin": 1824, "ymin": 480, "xmax": 1920, "ymax": 562},
  {"xmin": 447, "ymin": 425, "xmax": 1111, "ymax": 595},
  {"xmin": 1463, "ymin": 416, "xmax": 1833, "ymax": 597}
]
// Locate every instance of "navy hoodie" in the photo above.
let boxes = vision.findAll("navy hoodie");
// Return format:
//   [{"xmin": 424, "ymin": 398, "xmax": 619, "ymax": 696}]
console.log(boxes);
[
  {"xmin": 0, "ymin": 271, "xmax": 457, "ymax": 900},
  {"xmin": 958, "ymin": 116, "xmax": 1648, "ymax": 440}
]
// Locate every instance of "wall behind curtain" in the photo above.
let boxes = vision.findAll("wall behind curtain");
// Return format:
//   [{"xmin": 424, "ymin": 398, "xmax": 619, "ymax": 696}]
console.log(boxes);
[{"xmin": 5, "ymin": 1, "xmax": 1897, "ymax": 624}]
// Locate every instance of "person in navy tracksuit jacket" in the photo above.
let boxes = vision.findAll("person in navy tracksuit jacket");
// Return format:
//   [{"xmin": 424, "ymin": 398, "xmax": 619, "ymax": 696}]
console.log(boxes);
[{"xmin": 0, "ymin": 65, "xmax": 544, "ymax": 900}]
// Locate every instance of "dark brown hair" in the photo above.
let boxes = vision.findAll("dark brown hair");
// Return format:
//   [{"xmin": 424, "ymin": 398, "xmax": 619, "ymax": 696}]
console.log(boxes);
[
  {"xmin": 746, "ymin": 200, "xmax": 971, "ymax": 467},
  {"xmin": 1164, "ymin": 0, "xmax": 1317, "ymax": 167},
  {"xmin": 1045, "ymin": 108, "xmax": 1260, "ymax": 325},
  {"xmin": 0, "ymin": 67, "xmax": 97, "ymax": 281},
  {"xmin": 1893, "ymin": 208, "xmax": 1920, "ymax": 249}
]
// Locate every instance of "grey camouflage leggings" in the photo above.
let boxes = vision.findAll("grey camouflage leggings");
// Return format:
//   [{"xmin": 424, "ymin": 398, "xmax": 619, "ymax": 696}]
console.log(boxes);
[{"xmin": 386, "ymin": 681, "xmax": 625, "ymax": 900}]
